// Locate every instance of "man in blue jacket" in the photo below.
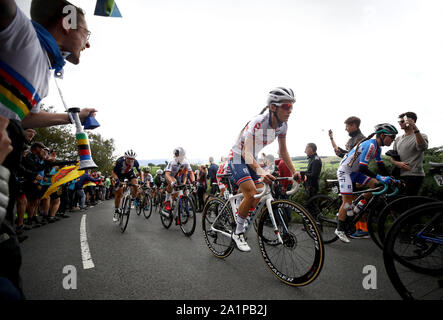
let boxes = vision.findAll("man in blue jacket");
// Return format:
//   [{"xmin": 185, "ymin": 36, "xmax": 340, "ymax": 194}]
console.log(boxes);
[{"xmin": 75, "ymin": 170, "xmax": 99, "ymax": 212}]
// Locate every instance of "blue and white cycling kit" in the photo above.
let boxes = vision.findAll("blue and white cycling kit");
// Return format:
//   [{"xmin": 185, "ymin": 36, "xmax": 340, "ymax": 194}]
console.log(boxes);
[
  {"xmin": 113, "ymin": 157, "xmax": 140, "ymax": 180},
  {"xmin": 337, "ymin": 139, "xmax": 383, "ymax": 195}
]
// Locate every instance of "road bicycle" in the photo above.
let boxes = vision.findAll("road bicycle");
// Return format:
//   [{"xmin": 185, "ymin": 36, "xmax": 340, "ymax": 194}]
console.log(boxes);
[
  {"xmin": 202, "ymin": 174, "xmax": 324, "ymax": 287},
  {"xmin": 159, "ymin": 184, "xmax": 197, "ymax": 236},
  {"xmin": 383, "ymin": 161, "xmax": 443, "ymax": 300},
  {"xmin": 375, "ymin": 195, "xmax": 437, "ymax": 249},
  {"xmin": 376, "ymin": 161, "xmax": 443, "ymax": 249},
  {"xmin": 306, "ymin": 180, "xmax": 398, "ymax": 245},
  {"xmin": 383, "ymin": 200, "xmax": 443, "ymax": 300},
  {"xmin": 136, "ymin": 184, "xmax": 153, "ymax": 219},
  {"xmin": 152, "ymin": 185, "xmax": 165, "ymax": 213},
  {"xmin": 115, "ymin": 180, "xmax": 137, "ymax": 233}
]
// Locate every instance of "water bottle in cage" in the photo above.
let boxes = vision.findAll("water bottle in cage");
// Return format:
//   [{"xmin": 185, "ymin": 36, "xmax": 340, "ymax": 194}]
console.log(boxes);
[{"xmin": 353, "ymin": 199, "xmax": 367, "ymax": 214}]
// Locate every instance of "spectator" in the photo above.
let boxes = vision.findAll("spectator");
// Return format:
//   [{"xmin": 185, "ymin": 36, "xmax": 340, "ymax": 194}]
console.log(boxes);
[
  {"xmin": 105, "ymin": 176, "xmax": 111, "ymax": 200},
  {"xmin": 329, "ymin": 116, "xmax": 366, "ymax": 158},
  {"xmin": 300, "ymin": 143, "xmax": 322, "ymax": 200},
  {"xmin": 216, "ymin": 156, "xmax": 230, "ymax": 198},
  {"xmin": 74, "ymin": 170, "xmax": 100, "ymax": 212},
  {"xmin": 196, "ymin": 165, "xmax": 207, "ymax": 212},
  {"xmin": 21, "ymin": 142, "xmax": 46, "ymax": 229},
  {"xmin": 208, "ymin": 157, "xmax": 219, "ymax": 195},
  {"xmin": 0, "ymin": 116, "xmax": 22, "ymax": 300},
  {"xmin": 14, "ymin": 128, "xmax": 35, "ymax": 239},
  {"xmin": 0, "ymin": 116, "xmax": 12, "ymax": 223},
  {"xmin": 67, "ymin": 178, "xmax": 78, "ymax": 211},
  {"xmin": 391, "ymin": 112, "xmax": 428, "ymax": 196},
  {"xmin": 1, "ymin": 0, "xmax": 96, "ymax": 298},
  {"xmin": 57, "ymin": 182, "xmax": 70, "ymax": 218}
]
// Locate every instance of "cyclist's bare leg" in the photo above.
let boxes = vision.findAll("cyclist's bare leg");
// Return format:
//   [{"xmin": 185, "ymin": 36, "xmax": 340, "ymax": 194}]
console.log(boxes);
[
  {"xmin": 338, "ymin": 194, "xmax": 354, "ymax": 223},
  {"xmin": 234, "ymin": 180, "xmax": 262, "ymax": 236},
  {"xmin": 114, "ymin": 187, "xmax": 123, "ymax": 208},
  {"xmin": 130, "ymin": 178, "xmax": 138, "ymax": 198}
]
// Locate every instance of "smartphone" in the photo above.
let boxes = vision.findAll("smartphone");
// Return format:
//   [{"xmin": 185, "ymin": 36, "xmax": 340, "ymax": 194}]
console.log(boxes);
[{"xmin": 403, "ymin": 115, "xmax": 409, "ymax": 127}]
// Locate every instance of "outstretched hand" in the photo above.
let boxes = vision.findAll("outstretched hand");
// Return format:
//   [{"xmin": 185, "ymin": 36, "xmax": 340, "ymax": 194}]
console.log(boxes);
[{"xmin": 79, "ymin": 108, "xmax": 98, "ymax": 124}]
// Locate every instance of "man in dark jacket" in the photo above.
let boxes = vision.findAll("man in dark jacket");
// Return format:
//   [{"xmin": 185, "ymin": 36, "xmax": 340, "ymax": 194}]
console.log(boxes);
[
  {"xmin": 208, "ymin": 157, "xmax": 219, "ymax": 195},
  {"xmin": 301, "ymin": 143, "xmax": 322, "ymax": 200}
]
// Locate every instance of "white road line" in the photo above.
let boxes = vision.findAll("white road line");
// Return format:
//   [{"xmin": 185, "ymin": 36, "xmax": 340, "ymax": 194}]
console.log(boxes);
[{"xmin": 80, "ymin": 214, "xmax": 95, "ymax": 269}]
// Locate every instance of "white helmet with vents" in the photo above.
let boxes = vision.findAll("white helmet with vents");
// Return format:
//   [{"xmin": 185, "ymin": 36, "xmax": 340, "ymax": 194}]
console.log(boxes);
[{"xmin": 267, "ymin": 87, "xmax": 295, "ymax": 105}]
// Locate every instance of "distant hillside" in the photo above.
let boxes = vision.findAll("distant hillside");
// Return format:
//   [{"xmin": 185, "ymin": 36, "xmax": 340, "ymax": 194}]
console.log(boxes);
[{"xmin": 139, "ymin": 158, "xmax": 208, "ymax": 166}]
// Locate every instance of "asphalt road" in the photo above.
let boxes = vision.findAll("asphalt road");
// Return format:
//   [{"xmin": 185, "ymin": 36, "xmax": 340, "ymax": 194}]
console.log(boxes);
[{"xmin": 19, "ymin": 199, "xmax": 401, "ymax": 300}]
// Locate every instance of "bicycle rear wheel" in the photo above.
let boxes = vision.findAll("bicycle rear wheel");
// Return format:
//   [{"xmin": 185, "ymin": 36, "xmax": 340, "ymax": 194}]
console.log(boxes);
[
  {"xmin": 257, "ymin": 200, "xmax": 324, "ymax": 287},
  {"xmin": 120, "ymin": 196, "xmax": 131, "ymax": 233},
  {"xmin": 178, "ymin": 196, "xmax": 196, "ymax": 236},
  {"xmin": 383, "ymin": 202, "xmax": 443, "ymax": 300},
  {"xmin": 201, "ymin": 197, "xmax": 235, "ymax": 258},
  {"xmin": 305, "ymin": 194, "xmax": 340, "ymax": 243},
  {"xmin": 142, "ymin": 193, "xmax": 153, "ymax": 220}
]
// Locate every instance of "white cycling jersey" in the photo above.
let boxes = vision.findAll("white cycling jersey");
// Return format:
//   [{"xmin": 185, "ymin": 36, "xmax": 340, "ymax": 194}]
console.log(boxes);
[
  {"xmin": 229, "ymin": 112, "xmax": 287, "ymax": 160},
  {"xmin": 165, "ymin": 158, "xmax": 192, "ymax": 178}
]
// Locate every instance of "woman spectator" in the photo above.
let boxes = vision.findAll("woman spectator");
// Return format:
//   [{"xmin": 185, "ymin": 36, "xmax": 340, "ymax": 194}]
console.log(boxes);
[{"xmin": 196, "ymin": 165, "xmax": 208, "ymax": 212}]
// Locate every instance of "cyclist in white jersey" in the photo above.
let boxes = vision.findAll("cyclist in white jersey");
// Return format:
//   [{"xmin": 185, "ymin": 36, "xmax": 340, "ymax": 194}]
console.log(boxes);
[
  {"xmin": 335, "ymin": 123, "xmax": 398, "ymax": 243},
  {"xmin": 163, "ymin": 147, "xmax": 195, "ymax": 216},
  {"xmin": 227, "ymin": 87, "xmax": 302, "ymax": 252}
]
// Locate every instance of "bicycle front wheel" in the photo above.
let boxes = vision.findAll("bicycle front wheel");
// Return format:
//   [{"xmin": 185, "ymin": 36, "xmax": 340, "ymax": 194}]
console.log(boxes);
[
  {"xmin": 201, "ymin": 197, "xmax": 235, "ymax": 259},
  {"xmin": 305, "ymin": 194, "xmax": 340, "ymax": 243},
  {"xmin": 178, "ymin": 196, "xmax": 196, "ymax": 236},
  {"xmin": 377, "ymin": 196, "xmax": 436, "ymax": 249},
  {"xmin": 120, "ymin": 196, "xmax": 131, "ymax": 233},
  {"xmin": 136, "ymin": 195, "xmax": 142, "ymax": 216},
  {"xmin": 257, "ymin": 200, "xmax": 324, "ymax": 287},
  {"xmin": 142, "ymin": 193, "xmax": 153, "ymax": 220},
  {"xmin": 383, "ymin": 201, "xmax": 443, "ymax": 300}
]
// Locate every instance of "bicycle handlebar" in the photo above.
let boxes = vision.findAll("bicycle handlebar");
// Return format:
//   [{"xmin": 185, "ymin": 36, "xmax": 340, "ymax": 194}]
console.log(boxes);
[
  {"xmin": 371, "ymin": 182, "xmax": 400, "ymax": 197},
  {"xmin": 371, "ymin": 183, "xmax": 389, "ymax": 196},
  {"xmin": 253, "ymin": 177, "xmax": 300, "ymax": 199},
  {"xmin": 387, "ymin": 187, "xmax": 399, "ymax": 197}
]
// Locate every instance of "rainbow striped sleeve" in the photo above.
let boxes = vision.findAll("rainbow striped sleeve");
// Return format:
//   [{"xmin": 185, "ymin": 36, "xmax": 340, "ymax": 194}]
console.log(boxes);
[{"xmin": 0, "ymin": 60, "xmax": 41, "ymax": 120}]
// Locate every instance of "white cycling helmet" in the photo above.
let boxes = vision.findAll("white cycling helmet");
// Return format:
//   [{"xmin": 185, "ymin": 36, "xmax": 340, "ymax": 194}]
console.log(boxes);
[
  {"xmin": 156, "ymin": 169, "xmax": 163, "ymax": 175},
  {"xmin": 173, "ymin": 147, "xmax": 186, "ymax": 163},
  {"xmin": 267, "ymin": 87, "xmax": 296, "ymax": 105},
  {"xmin": 124, "ymin": 149, "xmax": 137, "ymax": 158}
]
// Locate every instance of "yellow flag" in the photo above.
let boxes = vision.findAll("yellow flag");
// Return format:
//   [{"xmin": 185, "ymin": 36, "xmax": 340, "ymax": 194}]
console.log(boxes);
[
  {"xmin": 83, "ymin": 182, "xmax": 97, "ymax": 188},
  {"xmin": 41, "ymin": 164, "xmax": 85, "ymax": 199}
]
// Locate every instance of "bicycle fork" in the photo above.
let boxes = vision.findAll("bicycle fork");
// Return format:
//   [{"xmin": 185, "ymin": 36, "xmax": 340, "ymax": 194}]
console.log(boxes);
[{"xmin": 264, "ymin": 198, "xmax": 287, "ymax": 245}]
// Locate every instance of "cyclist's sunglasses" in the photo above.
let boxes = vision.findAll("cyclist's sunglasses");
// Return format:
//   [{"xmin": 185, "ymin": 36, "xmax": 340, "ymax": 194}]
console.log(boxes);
[{"xmin": 274, "ymin": 103, "xmax": 293, "ymax": 111}]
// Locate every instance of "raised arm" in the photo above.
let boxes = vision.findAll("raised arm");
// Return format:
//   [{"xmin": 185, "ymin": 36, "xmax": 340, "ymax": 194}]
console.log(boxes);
[{"xmin": 21, "ymin": 108, "xmax": 97, "ymax": 129}]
